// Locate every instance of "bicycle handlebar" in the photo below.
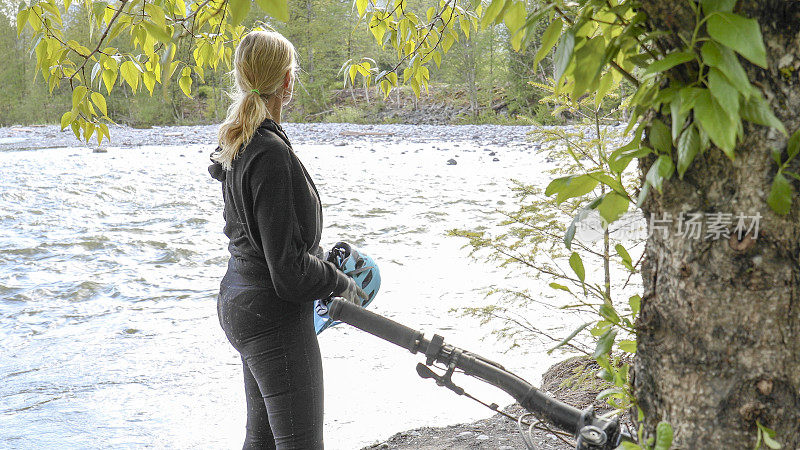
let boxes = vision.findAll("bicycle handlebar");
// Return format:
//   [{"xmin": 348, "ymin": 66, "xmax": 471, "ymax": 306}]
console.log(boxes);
[
  {"xmin": 328, "ymin": 297, "xmax": 424, "ymax": 352},
  {"xmin": 328, "ymin": 298, "xmax": 629, "ymax": 449}
]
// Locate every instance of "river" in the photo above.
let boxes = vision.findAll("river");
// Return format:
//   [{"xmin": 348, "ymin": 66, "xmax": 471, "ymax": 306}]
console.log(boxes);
[{"xmin": 0, "ymin": 123, "xmax": 605, "ymax": 449}]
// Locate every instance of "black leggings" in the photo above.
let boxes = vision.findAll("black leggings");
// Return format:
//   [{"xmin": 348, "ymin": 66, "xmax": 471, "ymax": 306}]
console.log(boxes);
[{"xmin": 218, "ymin": 269, "xmax": 324, "ymax": 450}]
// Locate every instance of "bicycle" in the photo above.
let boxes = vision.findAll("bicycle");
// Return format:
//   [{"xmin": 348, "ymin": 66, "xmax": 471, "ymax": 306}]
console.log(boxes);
[{"xmin": 327, "ymin": 298, "xmax": 635, "ymax": 450}]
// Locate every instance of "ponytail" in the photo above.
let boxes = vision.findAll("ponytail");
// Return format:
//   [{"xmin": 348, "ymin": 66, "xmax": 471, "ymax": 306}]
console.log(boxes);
[{"xmin": 214, "ymin": 31, "xmax": 297, "ymax": 170}]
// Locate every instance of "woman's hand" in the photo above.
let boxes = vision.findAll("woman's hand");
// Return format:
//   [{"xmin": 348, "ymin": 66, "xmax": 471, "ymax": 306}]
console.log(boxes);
[{"xmin": 337, "ymin": 277, "xmax": 368, "ymax": 307}]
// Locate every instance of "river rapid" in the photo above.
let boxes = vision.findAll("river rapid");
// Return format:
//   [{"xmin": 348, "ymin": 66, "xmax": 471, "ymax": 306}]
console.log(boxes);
[{"xmin": 0, "ymin": 123, "xmax": 609, "ymax": 449}]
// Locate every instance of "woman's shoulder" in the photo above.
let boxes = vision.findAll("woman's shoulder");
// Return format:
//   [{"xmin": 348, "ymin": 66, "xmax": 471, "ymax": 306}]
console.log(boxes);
[
  {"xmin": 238, "ymin": 122, "xmax": 296, "ymax": 178},
  {"xmin": 243, "ymin": 122, "xmax": 291, "ymax": 161}
]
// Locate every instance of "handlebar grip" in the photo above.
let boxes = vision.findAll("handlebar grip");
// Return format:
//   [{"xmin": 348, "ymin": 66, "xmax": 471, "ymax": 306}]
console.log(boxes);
[{"xmin": 328, "ymin": 298, "xmax": 423, "ymax": 353}]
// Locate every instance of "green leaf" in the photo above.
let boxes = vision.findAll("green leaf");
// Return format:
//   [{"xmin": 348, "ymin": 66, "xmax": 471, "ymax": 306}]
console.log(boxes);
[
  {"xmin": 71, "ymin": 120, "xmax": 80, "ymax": 140},
  {"xmin": 142, "ymin": 21, "xmax": 171, "ymax": 43},
  {"xmin": 545, "ymin": 174, "xmax": 599, "ymax": 204},
  {"xmin": 143, "ymin": 71, "xmax": 156, "ymax": 95},
  {"xmin": 756, "ymin": 421, "xmax": 782, "ymax": 449},
  {"xmin": 609, "ymin": 125, "xmax": 647, "ymax": 173},
  {"xmin": 564, "ymin": 199, "xmax": 600, "ymax": 249},
  {"xmin": 533, "ymin": 19, "xmax": 562, "ymax": 73},
  {"xmin": 677, "ymin": 124, "xmax": 701, "ymax": 179},
  {"xmin": 481, "ymin": 0, "xmax": 507, "ymax": 29},
  {"xmin": 503, "ymin": 1, "xmax": 526, "ymax": 34},
  {"xmin": 569, "ymin": 252, "xmax": 585, "ymax": 282},
  {"xmin": 597, "ymin": 192, "xmax": 629, "ymax": 224},
  {"xmin": 571, "ymin": 37, "xmax": 605, "ymax": 98},
  {"xmin": 670, "ymin": 95, "xmax": 687, "ymax": 142},
  {"xmin": 356, "ymin": 0, "xmax": 367, "ymax": 17},
  {"xmin": 707, "ymin": 12, "xmax": 767, "ymax": 68},
  {"xmin": 92, "ymin": 2, "xmax": 108, "ymax": 20},
  {"xmin": 102, "ymin": 68, "xmax": 117, "ymax": 94},
  {"xmin": 91, "ymin": 92, "xmax": 107, "ymax": 116},
  {"xmin": 741, "ymin": 91, "xmax": 787, "ymax": 136},
  {"xmin": 255, "ymin": 0, "xmax": 288, "ymax": 21},
  {"xmin": 511, "ymin": 29, "xmax": 526, "ymax": 51},
  {"xmin": 591, "ymin": 322, "xmax": 612, "ymax": 338},
  {"xmin": 788, "ymin": 128, "xmax": 800, "ymax": 161},
  {"xmin": 227, "ymin": 0, "xmax": 251, "ymax": 26},
  {"xmin": 645, "ymin": 155, "xmax": 675, "ymax": 194},
  {"xmin": 594, "ymin": 328, "xmax": 617, "ymax": 358},
  {"xmin": 547, "ymin": 322, "xmax": 591, "ymax": 354},
  {"xmin": 72, "ymin": 85, "xmax": 88, "ymax": 110},
  {"xmin": 620, "ymin": 442, "xmax": 642, "ymax": 450},
  {"xmin": 772, "ymin": 147, "xmax": 784, "ymax": 166},
  {"xmin": 700, "ymin": 0, "xmax": 736, "ymax": 13},
  {"xmin": 642, "ymin": 51, "xmax": 694, "ymax": 79},
  {"xmin": 763, "ymin": 433, "xmax": 782, "ymax": 450},
  {"xmin": 677, "ymin": 87, "xmax": 705, "ymax": 114},
  {"xmin": 618, "ymin": 340, "xmax": 637, "ymax": 353},
  {"xmin": 609, "ymin": 146, "xmax": 650, "ymax": 174},
  {"xmin": 767, "ymin": 173, "xmax": 793, "ymax": 215},
  {"xmin": 599, "ymin": 304, "xmax": 620, "ymax": 324},
  {"xmin": 16, "ymin": 8, "xmax": 28, "ymax": 36},
  {"xmin": 549, "ymin": 282, "xmax": 571, "ymax": 293},
  {"xmin": 629, "ymin": 294, "xmax": 641, "ymax": 315},
  {"xmin": 653, "ymin": 422, "xmax": 674, "ymax": 450},
  {"xmin": 694, "ymin": 89, "xmax": 737, "ymax": 156},
  {"xmin": 595, "ymin": 71, "xmax": 613, "ymax": 109},
  {"xmin": 615, "ymin": 244, "xmax": 633, "ymax": 271},
  {"xmin": 60, "ymin": 111, "xmax": 74, "ymax": 131},
  {"xmin": 596, "ymin": 387, "xmax": 623, "ymax": 400},
  {"xmin": 592, "ymin": 173, "xmax": 626, "ymax": 197},
  {"xmin": 120, "ymin": 60, "xmax": 140, "ymax": 92},
  {"xmin": 179, "ymin": 75, "xmax": 192, "ymax": 98},
  {"xmin": 785, "ymin": 171, "xmax": 800, "ymax": 183},
  {"xmin": 553, "ymin": 30, "xmax": 575, "ymax": 82},
  {"xmin": 649, "ymin": 119, "xmax": 672, "ymax": 153},
  {"xmin": 700, "ymin": 41, "xmax": 752, "ymax": 96},
  {"xmin": 707, "ymin": 67, "xmax": 739, "ymax": 120}
]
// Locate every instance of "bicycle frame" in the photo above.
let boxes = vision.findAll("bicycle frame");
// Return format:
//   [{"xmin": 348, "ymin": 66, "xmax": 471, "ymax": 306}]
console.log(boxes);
[{"xmin": 327, "ymin": 298, "xmax": 633, "ymax": 450}]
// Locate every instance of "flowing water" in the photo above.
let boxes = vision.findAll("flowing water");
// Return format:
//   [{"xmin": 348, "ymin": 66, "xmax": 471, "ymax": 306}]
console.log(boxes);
[{"xmin": 0, "ymin": 125, "xmax": 584, "ymax": 449}]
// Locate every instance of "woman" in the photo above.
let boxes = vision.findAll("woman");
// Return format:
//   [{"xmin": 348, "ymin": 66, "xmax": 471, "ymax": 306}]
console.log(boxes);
[{"xmin": 208, "ymin": 30, "xmax": 365, "ymax": 450}]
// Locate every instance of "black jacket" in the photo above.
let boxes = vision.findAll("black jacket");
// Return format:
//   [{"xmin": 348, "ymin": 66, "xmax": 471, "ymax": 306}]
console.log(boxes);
[{"xmin": 209, "ymin": 118, "xmax": 349, "ymax": 302}]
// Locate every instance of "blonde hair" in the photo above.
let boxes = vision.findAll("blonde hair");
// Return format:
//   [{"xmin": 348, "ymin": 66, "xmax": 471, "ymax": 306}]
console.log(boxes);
[{"xmin": 214, "ymin": 30, "xmax": 297, "ymax": 170}]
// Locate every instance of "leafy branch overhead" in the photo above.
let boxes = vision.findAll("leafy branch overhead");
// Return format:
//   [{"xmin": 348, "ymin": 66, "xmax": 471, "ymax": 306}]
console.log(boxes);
[
  {"xmin": 535, "ymin": 0, "xmax": 794, "ymax": 216},
  {"xmin": 17, "ymin": 0, "xmax": 288, "ymax": 144}
]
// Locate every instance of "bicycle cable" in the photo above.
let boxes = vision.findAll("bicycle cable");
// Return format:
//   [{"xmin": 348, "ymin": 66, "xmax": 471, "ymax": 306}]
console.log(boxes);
[{"xmin": 423, "ymin": 361, "xmax": 575, "ymax": 448}]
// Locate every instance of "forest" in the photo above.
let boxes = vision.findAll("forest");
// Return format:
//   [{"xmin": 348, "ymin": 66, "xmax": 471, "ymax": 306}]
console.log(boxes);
[{"xmin": 1, "ymin": 0, "xmax": 560, "ymax": 127}]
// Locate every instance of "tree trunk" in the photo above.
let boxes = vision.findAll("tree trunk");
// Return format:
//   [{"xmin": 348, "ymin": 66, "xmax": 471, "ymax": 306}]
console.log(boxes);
[
  {"xmin": 634, "ymin": 1, "xmax": 800, "ymax": 447},
  {"xmin": 305, "ymin": 0, "xmax": 314, "ymax": 83}
]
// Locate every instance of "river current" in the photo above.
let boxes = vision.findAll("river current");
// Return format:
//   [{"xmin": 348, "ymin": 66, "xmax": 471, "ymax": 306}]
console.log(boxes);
[{"xmin": 0, "ymin": 124, "xmax": 587, "ymax": 449}]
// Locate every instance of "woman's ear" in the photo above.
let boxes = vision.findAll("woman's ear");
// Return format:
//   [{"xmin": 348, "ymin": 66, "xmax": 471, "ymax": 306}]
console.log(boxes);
[
  {"xmin": 283, "ymin": 70, "xmax": 292, "ymax": 91},
  {"xmin": 282, "ymin": 69, "xmax": 295, "ymax": 106}
]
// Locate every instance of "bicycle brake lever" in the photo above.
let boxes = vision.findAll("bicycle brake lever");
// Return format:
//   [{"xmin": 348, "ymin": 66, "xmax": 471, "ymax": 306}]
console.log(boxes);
[
  {"xmin": 416, "ymin": 363, "xmax": 437, "ymax": 379},
  {"xmin": 415, "ymin": 363, "xmax": 465, "ymax": 395}
]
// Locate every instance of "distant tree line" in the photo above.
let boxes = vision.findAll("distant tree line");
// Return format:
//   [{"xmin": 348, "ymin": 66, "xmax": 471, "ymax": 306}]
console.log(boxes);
[{"xmin": 1, "ymin": 0, "xmax": 554, "ymax": 127}]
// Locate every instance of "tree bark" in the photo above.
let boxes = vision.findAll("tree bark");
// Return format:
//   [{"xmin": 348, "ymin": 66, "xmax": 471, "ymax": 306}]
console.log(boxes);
[{"xmin": 634, "ymin": 1, "xmax": 800, "ymax": 447}]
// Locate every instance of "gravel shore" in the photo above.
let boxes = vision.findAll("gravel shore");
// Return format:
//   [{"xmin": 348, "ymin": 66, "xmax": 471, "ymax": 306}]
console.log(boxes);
[{"xmin": 0, "ymin": 122, "xmax": 545, "ymax": 151}]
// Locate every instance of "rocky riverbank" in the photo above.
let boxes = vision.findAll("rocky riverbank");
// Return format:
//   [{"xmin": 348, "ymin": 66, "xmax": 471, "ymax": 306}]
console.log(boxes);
[
  {"xmin": 361, "ymin": 357, "xmax": 633, "ymax": 450},
  {"xmin": 0, "ymin": 121, "xmax": 551, "ymax": 152}
]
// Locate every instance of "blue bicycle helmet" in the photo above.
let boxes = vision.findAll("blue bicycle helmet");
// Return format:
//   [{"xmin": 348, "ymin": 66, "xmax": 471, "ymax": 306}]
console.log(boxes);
[{"xmin": 314, "ymin": 242, "xmax": 381, "ymax": 335}]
